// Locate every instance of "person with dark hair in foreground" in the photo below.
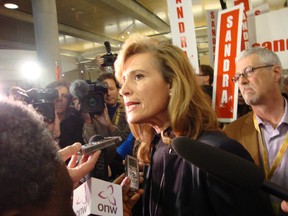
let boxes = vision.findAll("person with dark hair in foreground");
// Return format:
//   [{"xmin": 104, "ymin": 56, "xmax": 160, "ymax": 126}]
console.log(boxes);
[
  {"xmin": 0, "ymin": 96, "xmax": 100, "ymax": 215},
  {"xmin": 114, "ymin": 35, "xmax": 274, "ymax": 216}
]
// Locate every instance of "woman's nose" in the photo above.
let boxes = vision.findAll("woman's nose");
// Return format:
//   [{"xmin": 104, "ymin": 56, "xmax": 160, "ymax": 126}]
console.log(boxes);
[{"xmin": 119, "ymin": 82, "xmax": 130, "ymax": 96}]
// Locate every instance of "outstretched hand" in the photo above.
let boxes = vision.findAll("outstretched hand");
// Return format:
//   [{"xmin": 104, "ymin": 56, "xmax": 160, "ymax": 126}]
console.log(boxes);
[
  {"xmin": 282, "ymin": 200, "xmax": 288, "ymax": 212},
  {"xmin": 92, "ymin": 105, "xmax": 116, "ymax": 132},
  {"xmin": 114, "ymin": 173, "xmax": 144, "ymax": 216},
  {"xmin": 58, "ymin": 142, "xmax": 101, "ymax": 188}
]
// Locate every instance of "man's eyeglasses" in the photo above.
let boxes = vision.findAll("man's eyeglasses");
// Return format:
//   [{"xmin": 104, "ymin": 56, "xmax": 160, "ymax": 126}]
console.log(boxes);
[{"xmin": 232, "ymin": 65, "xmax": 274, "ymax": 83}]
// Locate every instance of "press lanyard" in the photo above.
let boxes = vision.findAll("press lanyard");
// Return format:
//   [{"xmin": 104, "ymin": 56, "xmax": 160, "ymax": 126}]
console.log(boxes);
[
  {"xmin": 253, "ymin": 113, "xmax": 288, "ymax": 179},
  {"xmin": 114, "ymin": 109, "xmax": 120, "ymax": 125}
]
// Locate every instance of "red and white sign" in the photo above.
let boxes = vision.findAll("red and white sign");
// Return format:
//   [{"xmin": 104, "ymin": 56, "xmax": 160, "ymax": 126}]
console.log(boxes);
[
  {"xmin": 234, "ymin": 0, "xmax": 251, "ymax": 50},
  {"xmin": 73, "ymin": 178, "xmax": 123, "ymax": 216},
  {"xmin": 246, "ymin": 3, "xmax": 270, "ymax": 45},
  {"xmin": 212, "ymin": 4, "xmax": 244, "ymax": 122},
  {"xmin": 206, "ymin": 9, "xmax": 219, "ymax": 66},
  {"xmin": 167, "ymin": 0, "xmax": 199, "ymax": 73},
  {"xmin": 249, "ymin": 7, "xmax": 288, "ymax": 69}
]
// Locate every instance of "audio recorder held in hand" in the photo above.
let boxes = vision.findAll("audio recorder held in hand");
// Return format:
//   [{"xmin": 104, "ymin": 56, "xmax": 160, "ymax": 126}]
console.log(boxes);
[
  {"xmin": 80, "ymin": 136, "xmax": 122, "ymax": 155},
  {"xmin": 125, "ymin": 155, "xmax": 139, "ymax": 191}
]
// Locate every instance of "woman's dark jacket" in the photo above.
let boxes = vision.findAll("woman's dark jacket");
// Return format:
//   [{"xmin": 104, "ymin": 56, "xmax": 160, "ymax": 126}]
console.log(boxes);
[{"xmin": 141, "ymin": 130, "xmax": 274, "ymax": 216}]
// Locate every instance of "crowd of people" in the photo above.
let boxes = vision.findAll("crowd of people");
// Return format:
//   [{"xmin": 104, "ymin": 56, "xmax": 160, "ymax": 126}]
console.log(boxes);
[{"xmin": 1, "ymin": 35, "xmax": 288, "ymax": 216}]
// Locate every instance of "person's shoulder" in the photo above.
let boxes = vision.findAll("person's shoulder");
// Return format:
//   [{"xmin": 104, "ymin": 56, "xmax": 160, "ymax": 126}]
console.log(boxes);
[
  {"xmin": 224, "ymin": 111, "xmax": 253, "ymax": 130},
  {"xmin": 198, "ymin": 130, "xmax": 235, "ymax": 147},
  {"xmin": 199, "ymin": 130, "xmax": 253, "ymax": 161}
]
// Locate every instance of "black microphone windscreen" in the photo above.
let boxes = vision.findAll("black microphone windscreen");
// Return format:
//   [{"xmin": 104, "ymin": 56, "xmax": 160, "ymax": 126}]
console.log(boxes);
[
  {"xmin": 171, "ymin": 136, "xmax": 264, "ymax": 191},
  {"xmin": 262, "ymin": 180, "xmax": 288, "ymax": 200},
  {"xmin": 69, "ymin": 80, "xmax": 89, "ymax": 100},
  {"xmin": 25, "ymin": 88, "xmax": 38, "ymax": 99}
]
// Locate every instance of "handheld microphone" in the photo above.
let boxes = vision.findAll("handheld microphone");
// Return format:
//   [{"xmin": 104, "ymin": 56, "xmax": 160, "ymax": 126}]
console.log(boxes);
[{"xmin": 171, "ymin": 136, "xmax": 288, "ymax": 200}]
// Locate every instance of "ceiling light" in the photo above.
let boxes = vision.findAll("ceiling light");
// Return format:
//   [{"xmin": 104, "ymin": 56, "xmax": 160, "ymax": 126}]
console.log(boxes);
[{"xmin": 3, "ymin": 0, "xmax": 19, "ymax": 9}]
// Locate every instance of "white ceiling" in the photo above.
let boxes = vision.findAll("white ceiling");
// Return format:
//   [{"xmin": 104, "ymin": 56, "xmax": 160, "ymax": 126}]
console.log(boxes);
[{"xmin": 0, "ymin": 0, "xmax": 286, "ymax": 85}]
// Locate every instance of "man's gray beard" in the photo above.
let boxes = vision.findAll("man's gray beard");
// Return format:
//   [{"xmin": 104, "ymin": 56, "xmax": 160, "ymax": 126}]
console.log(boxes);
[{"xmin": 244, "ymin": 94, "xmax": 259, "ymax": 106}]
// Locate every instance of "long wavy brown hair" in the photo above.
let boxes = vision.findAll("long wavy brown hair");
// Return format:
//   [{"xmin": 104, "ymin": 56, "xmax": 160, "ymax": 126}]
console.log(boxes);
[{"xmin": 115, "ymin": 35, "xmax": 220, "ymax": 164}]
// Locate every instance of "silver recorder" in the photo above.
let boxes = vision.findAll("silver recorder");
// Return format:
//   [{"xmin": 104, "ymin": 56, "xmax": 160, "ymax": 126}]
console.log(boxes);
[
  {"xmin": 80, "ymin": 136, "xmax": 122, "ymax": 155},
  {"xmin": 125, "ymin": 155, "xmax": 139, "ymax": 191}
]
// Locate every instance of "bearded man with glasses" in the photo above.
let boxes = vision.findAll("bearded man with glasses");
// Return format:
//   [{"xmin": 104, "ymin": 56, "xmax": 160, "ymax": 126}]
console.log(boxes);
[{"xmin": 224, "ymin": 47, "xmax": 288, "ymax": 216}]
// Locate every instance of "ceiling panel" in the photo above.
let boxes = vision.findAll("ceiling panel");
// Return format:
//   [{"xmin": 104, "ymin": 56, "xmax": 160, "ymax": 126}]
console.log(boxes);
[{"xmin": 0, "ymin": 0, "xmax": 286, "ymax": 77}]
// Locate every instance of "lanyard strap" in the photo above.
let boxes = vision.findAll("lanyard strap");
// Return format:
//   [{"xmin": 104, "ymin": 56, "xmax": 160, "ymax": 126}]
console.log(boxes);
[
  {"xmin": 114, "ymin": 109, "xmax": 120, "ymax": 126},
  {"xmin": 253, "ymin": 113, "xmax": 288, "ymax": 179}
]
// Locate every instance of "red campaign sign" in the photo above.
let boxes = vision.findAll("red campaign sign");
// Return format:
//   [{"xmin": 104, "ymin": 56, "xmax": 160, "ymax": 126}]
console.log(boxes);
[
  {"xmin": 234, "ymin": 0, "xmax": 251, "ymax": 50},
  {"xmin": 213, "ymin": 5, "xmax": 244, "ymax": 122},
  {"xmin": 56, "ymin": 62, "xmax": 61, "ymax": 80}
]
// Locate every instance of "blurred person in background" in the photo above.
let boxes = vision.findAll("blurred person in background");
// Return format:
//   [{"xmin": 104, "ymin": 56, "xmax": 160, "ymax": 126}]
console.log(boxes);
[
  {"xmin": 237, "ymin": 89, "xmax": 251, "ymax": 118},
  {"xmin": 46, "ymin": 80, "xmax": 84, "ymax": 149},
  {"xmin": 282, "ymin": 76, "xmax": 288, "ymax": 99},
  {"xmin": 197, "ymin": 64, "xmax": 214, "ymax": 100}
]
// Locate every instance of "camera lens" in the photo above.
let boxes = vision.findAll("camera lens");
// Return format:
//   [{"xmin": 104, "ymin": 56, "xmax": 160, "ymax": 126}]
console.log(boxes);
[{"xmin": 87, "ymin": 95, "xmax": 97, "ymax": 108}]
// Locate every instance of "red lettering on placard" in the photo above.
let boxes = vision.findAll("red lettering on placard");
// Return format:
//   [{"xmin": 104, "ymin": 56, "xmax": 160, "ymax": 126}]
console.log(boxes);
[
  {"xmin": 212, "ymin": 29, "xmax": 216, "ymax": 37},
  {"xmin": 211, "ymin": 20, "xmax": 216, "ymax": 28},
  {"xmin": 180, "ymin": 36, "xmax": 187, "ymax": 48},
  {"xmin": 220, "ymin": 15, "xmax": 234, "ymax": 104},
  {"xmin": 255, "ymin": 10, "xmax": 261, "ymax": 15},
  {"xmin": 210, "ymin": 13, "xmax": 217, "ymax": 61},
  {"xmin": 174, "ymin": 0, "xmax": 187, "ymax": 50},
  {"xmin": 252, "ymin": 38, "xmax": 288, "ymax": 52},
  {"xmin": 210, "ymin": 11, "xmax": 215, "ymax": 19},
  {"xmin": 178, "ymin": 22, "xmax": 185, "ymax": 33},
  {"xmin": 176, "ymin": 7, "xmax": 183, "ymax": 19}
]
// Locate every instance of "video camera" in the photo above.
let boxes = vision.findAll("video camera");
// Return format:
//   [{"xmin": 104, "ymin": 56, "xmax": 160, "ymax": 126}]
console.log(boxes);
[
  {"xmin": 100, "ymin": 41, "xmax": 117, "ymax": 67},
  {"xmin": 80, "ymin": 81, "xmax": 108, "ymax": 115},
  {"xmin": 13, "ymin": 87, "xmax": 58, "ymax": 123}
]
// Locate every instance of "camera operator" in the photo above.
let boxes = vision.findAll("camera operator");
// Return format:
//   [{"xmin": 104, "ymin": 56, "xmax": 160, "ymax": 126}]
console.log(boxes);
[
  {"xmin": 95, "ymin": 41, "xmax": 117, "ymax": 74},
  {"xmin": 92, "ymin": 73, "xmax": 130, "ymax": 143},
  {"xmin": 70, "ymin": 74, "xmax": 131, "ymax": 180},
  {"xmin": 45, "ymin": 80, "xmax": 84, "ymax": 149}
]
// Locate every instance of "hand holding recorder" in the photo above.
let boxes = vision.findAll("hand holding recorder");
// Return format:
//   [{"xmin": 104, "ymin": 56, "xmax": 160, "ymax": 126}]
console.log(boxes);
[{"xmin": 58, "ymin": 142, "xmax": 101, "ymax": 188}]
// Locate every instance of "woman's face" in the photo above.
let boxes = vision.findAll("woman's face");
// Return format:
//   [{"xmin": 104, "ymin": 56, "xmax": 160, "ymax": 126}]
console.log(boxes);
[{"xmin": 119, "ymin": 53, "xmax": 170, "ymax": 128}]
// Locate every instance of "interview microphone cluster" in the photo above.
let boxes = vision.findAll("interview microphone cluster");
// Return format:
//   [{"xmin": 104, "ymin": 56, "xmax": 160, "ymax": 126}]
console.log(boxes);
[{"xmin": 171, "ymin": 136, "xmax": 288, "ymax": 200}]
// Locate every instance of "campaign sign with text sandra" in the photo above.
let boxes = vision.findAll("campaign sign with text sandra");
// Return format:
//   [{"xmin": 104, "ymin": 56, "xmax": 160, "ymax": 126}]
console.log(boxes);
[{"xmin": 73, "ymin": 178, "xmax": 123, "ymax": 216}]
